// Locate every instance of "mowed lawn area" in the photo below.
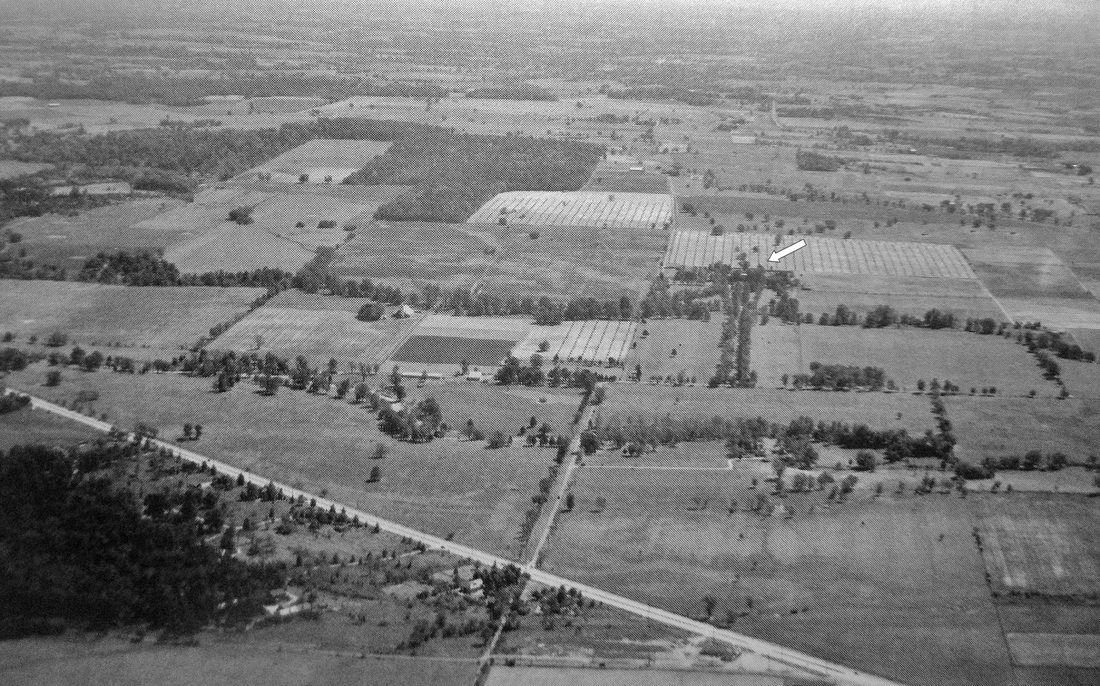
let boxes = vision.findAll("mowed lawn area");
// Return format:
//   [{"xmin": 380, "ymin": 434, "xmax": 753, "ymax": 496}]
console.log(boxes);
[
  {"xmin": 542, "ymin": 470, "xmax": 1013, "ymax": 686},
  {"xmin": 621, "ymin": 319, "xmax": 721, "ymax": 383},
  {"xmin": 4, "ymin": 367, "xmax": 577, "ymax": 560},
  {"xmin": 945, "ymin": 395, "xmax": 1100, "ymax": 465},
  {"xmin": 751, "ymin": 323, "xmax": 1058, "ymax": 397},
  {"xmin": 0, "ymin": 280, "xmax": 265, "ymax": 349},
  {"xmin": 600, "ymin": 385, "xmax": 935, "ymax": 435},
  {"xmin": 212, "ymin": 290, "xmax": 417, "ymax": 367}
]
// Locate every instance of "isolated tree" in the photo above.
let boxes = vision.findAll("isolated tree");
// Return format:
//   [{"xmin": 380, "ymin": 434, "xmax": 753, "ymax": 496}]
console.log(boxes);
[
  {"xmin": 194, "ymin": 424, "xmax": 203, "ymax": 440},
  {"xmin": 372, "ymin": 443, "xmax": 388, "ymax": 460},
  {"xmin": 183, "ymin": 423, "xmax": 193, "ymax": 440},
  {"xmin": 565, "ymin": 493, "xmax": 575, "ymax": 510},
  {"xmin": 45, "ymin": 370, "xmax": 62, "ymax": 386},
  {"xmin": 854, "ymin": 450, "xmax": 876, "ymax": 472},
  {"xmin": 702, "ymin": 595, "xmax": 718, "ymax": 618},
  {"xmin": 367, "ymin": 466, "xmax": 381, "ymax": 483}
]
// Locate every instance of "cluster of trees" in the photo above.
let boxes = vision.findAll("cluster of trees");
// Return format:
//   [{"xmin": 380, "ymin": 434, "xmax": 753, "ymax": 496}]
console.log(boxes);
[
  {"xmin": 495, "ymin": 357, "xmax": 605, "ymax": 390},
  {"xmin": 709, "ymin": 279, "xmax": 759, "ymax": 388},
  {"xmin": 795, "ymin": 150, "xmax": 843, "ymax": 172},
  {"xmin": 378, "ymin": 397, "xmax": 444, "ymax": 443},
  {"xmin": 976, "ymin": 450, "xmax": 1071, "ymax": 477},
  {"xmin": 0, "ymin": 347, "xmax": 31, "ymax": 373},
  {"xmin": 602, "ymin": 84, "xmax": 721, "ymax": 107},
  {"xmin": 1024, "ymin": 329, "xmax": 1096, "ymax": 363},
  {"xmin": 588, "ymin": 413, "xmax": 770, "ymax": 457},
  {"xmin": 0, "ymin": 442, "xmax": 285, "ymax": 639},
  {"xmin": 0, "ymin": 390, "xmax": 31, "ymax": 414},
  {"xmin": 885, "ymin": 132, "xmax": 1059, "ymax": 159},
  {"xmin": 76, "ymin": 250, "xmax": 181, "ymax": 286},
  {"xmin": 811, "ymin": 305, "xmax": 958, "ymax": 330},
  {"xmin": 786, "ymin": 363, "xmax": 892, "ymax": 391},
  {"xmin": 345, "ymin": 130, "xmax": 603, "ymax": 223}
]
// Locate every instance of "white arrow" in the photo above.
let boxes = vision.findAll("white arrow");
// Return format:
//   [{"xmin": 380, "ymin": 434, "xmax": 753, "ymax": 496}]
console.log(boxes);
[{"xmin": 768, "ymin": 239, "xmax": 807, "ymax": 263}]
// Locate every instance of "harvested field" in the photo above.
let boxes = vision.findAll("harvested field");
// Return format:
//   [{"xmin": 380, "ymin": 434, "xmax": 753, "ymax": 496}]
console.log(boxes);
[
  {"xmin": 0, "ymin": 279, "xmax": 265, "ymax": 348},
  {"xmin": 962, "ymin": 246, "xmax": 1092, "ymax": 300},
  {"xmin": 212, "ymin": 290, "xmax": 417, "ymax": 365},
  {"xmin": 237, "ymin": 138, "xmax": 393, "ymax": 184},
  {"xmin": 512, "ymin": 320, "xmax": 637, "ymax": 364},
  {"xmin": 600, "ymin": 385, "xmax": 934, "ymax": 435},
  {"xmin": 391, "ymin": 335, "xmax": 515, "ymax": 366},
  {"xmin": 468, "ymin": 191, "xmax": 673, "ymax": 230},
  {"xmin": 665, "ymin": 231, "xmax": 976, "ymax": 278},
  {"xmin": 978, "ymin": 495, "xmax": 1100, "ymax": 598},
  {"xmin": 542, "ymin": 471, "xmax": 1012, "ymax": 686},
  {"xmin": 795, "ymin": 272, "xmax": 1008, "ymax": 322},
  {"xmin": 1006, "ymin": 633, "xmax": 1100, "ymax": 669},
  {"xmin": 945, "ymin": 395, "xmax": 1100, "ymax": 465},
  {"xmin": 620, "ymin": 319, "xmax": 722, "ymax": 383}
]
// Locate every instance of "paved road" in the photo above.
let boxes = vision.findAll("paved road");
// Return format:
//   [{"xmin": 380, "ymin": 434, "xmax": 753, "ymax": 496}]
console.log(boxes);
[{"xmin": 11, "ymin": 388, "xmax": 905, "ymax": 686}]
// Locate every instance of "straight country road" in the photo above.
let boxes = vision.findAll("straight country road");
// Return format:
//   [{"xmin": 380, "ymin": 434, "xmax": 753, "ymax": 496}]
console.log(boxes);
[{"xmin": 9, "ymin": 388, "xmax": 905, "ymax": 686}]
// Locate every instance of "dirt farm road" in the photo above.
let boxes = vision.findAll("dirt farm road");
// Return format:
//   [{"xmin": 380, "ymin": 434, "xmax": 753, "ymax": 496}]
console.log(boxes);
[{"xmin": 11, "ymin": 389, "xmax": 905, "ymax": 686}]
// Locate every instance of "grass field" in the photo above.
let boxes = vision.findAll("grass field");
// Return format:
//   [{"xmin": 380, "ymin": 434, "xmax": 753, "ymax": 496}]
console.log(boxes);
[
  {"xmin": 781, "ymin": 325, "xmax": 1057, "ymax": 397},
  {"xmin": 213, "ymin": 290, "xmax": 417, "ymax": 366},
  {"xmin": 0, "ymin": 159, "xmax": 52, "ymax": 178},
  {"xmin": 582, "ymin": 169, "xmax": 671, "ymax": 194},
  {"xmin": 978, "ymin": 495, "xmax": 1100, "ymax": 598},
  {"xmin": 0, "ymin": 279, "xmax": 265, "ymax": 349},
  {"xmin": 962, "ymin": 246, "xmax": 1092, "ymax": 300},
  {"xmin": 620, "ymin": 319, "xmax": 721, "ymax": 383},
  {"xmin": 665, "ymin": 231, "xmax": 976, "ymax": 278},
  {"xmin": 468, "ymin": 191, "xmax": 674, "ymax": 230},
  {"xmin": 511, "ymin": 320, "xmax": 638, "ymax": 364},
  {"xmin": 599, "ymin": 385, "xmax": 935, "ymax": 434},
  {"xmin": 945, "ymin": 395, "xmax": 1100, "ymax": 464},
  {"xmin": 237, "ymin": 139, "xmax": 392, "ymax": 184},
  {"xmin": 3, "ymin": 367, "xmax": 575, "ymax": 560},
  {"xmin": 0, "ymin": 404, "xmax": 101, "ymax": 451},
  {"xmin": 1006, "ymin": 633, "xmax": 1100, "ymax": 669},
  {"xmin": 794, "ymin": 273, "xmax": 1008, "ymax": 322},
  {"xmin": 391, "ymin": 335, "xmax": 515, "ymax": 366},
  {"xmin": 542, "ymin": 471, "xmax": 1013, "ymax": 686}
]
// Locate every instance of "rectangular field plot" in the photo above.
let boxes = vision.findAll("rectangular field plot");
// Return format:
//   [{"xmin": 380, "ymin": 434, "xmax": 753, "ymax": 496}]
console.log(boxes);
[
  {"xmin": 621, "ymin": 319, "xmax": 722, "ymax": 383},
  {"xmin": 945, "ymin": 396, "xmax": 1100, "ymax": 464},
  {"xmin": 212, "ymin": 290, "xmax": 417, "ymax": 365},
  {"xmin": 413, "ymin": 314, "xmax": 533, "ymax": 341},
  {"xmin": 467, "ymin": 191, "xmax": 673, "ymax": 230},
  {"xmin": 512, "ymin": 320, "xmax": 637, "ymax": 364},
  {"xmin": 796, "ymin": 273, "xmax": 1008, "ymax": 322},
  {"xmin": 391, "ymin": 335, "xmax": 515, "ymax": 366},
  {"xmin": 0, "ymin": 280, "xmax": 265, "ymax": 349},
  {"xmin": 962, "ymin": 246, "xmax": 1093, "ymax": 300},
  {"xmin": 1006, "ymin": 633, "xmax": 1100, "ymax": 669},
  {"xmin": 978, "ymin": 496, "xmax": 1100, "ymax": 598},
  {"xmin": 582, "ymin": 169, "xmax": 671, "ymax": 194},
  {"xmin": 237, "ymin": 138, "xmax": 392, "ymax": 184},
  {"xmin": 665, "ymin": 231, "xmax": 977, "ymax": 278},
  {"xmin": 487, "ymin": 667, "xmax": 785, "ymax": 686}
]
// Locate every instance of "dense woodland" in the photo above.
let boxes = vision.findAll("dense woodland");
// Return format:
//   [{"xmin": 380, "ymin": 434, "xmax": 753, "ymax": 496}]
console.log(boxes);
[{"xmin": 0, "ymin": 440, "xmax": 285, "ymax": 639}]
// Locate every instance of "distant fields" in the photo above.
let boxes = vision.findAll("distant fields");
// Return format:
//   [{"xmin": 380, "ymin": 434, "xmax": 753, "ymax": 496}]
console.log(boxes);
[
  {"xmin": 0, "ymin": 279, "xmax": 265, "ymax": 349},
  {"xmin": 236, "ymin": 138, "xmax": 393, "ymax": 184},
  {"xmin": 468, "ymin": 191, "xmax": 673, "ymax": 230},
  {"xmin": 213, "ymin": 290, "xmax": 417, "ymax": 365},
  {"xmin": 665, "ymin": 231, "xmax": 976, "ymax": 278}
]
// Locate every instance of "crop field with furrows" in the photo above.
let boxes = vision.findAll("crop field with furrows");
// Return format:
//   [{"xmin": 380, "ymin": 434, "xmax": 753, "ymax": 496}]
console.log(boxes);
[
  {"xmin": 794, "ymin": 273, "xmax": 1009, "ymax": 322},
  {"xmin": 511, "ymin": 320, "xmax": 637, "ymax": 364},
  {"xmin": 235, "ymin": 138, "xmax": 393, "ymax": 184},
  {"xmin": 665, "ymin": 231, "xmax": 977, "ymax": 278},
  {"xmin": 0, "ymin": 279, "xmax": 265, "ymax": 349},
  {"xmin": 391, "ymin": 335, "xmax": 517, "ymax": 366},
  {"xmin": 212, "ymin": 290, "xmax": 419, "ymax": 365},
  {"xmin": 977, "ymin": 496, "xmax": 1100, "ymax": 598},
  {"xmin": 467, "ymin": 191, "xmax": 674, "ymax": 230},
  {"xmin": 330, "ymin": 221, "xmax": 502, "ymax": 289}
]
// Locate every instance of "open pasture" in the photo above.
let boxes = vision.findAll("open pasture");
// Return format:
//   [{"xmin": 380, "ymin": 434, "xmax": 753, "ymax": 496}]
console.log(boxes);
[
  {"xmin": 467, "ymin": 191, "xmax": 674, "ymax": 230},
  {"xmin": 331, "ymin": 220, "xmax": 501, "ymax": 289},
  {"xmin": 236, "ymin": 138, "xmax": 392, "ymax": 184},
  {"xmin": 620, "ymin": 318, "xmax": 722, "ymax": 383},
  {"xmin": 542, "ymin": 470, "xmax": 1012, "ymax": 686},
  {"xmin": 978, "ymin": 495, "xmax": 1100, "ymax": 598},
  {"xmin": 212, "ymin": 290, "xmax": 417, "ymax": 365},
  {"xmin": 962, "ymin": 246, "xmax": 1093, "ymax": 300},
  {"xmin": 246, "ymin": 190, "xmax": 389, "ymax": 251},
  {"xmin": 944, "ymin": 395, "xmax": 1100, "ymax": 465},
  {"xmin": 0, "ymin": 404, "xmax": 102, "ymax": 452},
  {"xmin": 794, "ymin": 273, "xmax": 1008, "ymax": 322},
  {"xmin": 511, "ymin": 320, "xmax": 637, "ymax": 364},
  {"xmin": 483, "ymin": 224, "xmax": 666, "ymax": 301},
  {"xmin": 600, "ymin": 385, "xmax": 934, "ymax": 435},
  {"xmin": 791, "ymin": 326, "xmax": 1056, "ymax": 397},
  {"xmin": 0, "ymin": 279, "xmax": 264, "ymax": 349},
  {"xmin": 163, "ymin": 217, "xmax": 316, "ymax": 273},
  {"xmin": 665, "ymin": 231, "xmax": 976, "ymax": 278},
  {"xmin": 583, "ymin": 167, "xmax": 671, "ymax": 194}
]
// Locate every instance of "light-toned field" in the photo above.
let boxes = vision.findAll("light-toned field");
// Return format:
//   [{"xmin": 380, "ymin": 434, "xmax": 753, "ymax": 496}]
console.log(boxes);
[
  {"xmin": 213, "ymin": 290, "xmax": 418, "ymax": 365},
  {"xmin": 413, "ymin": 314, "xmax": 532, "ymax": 341},
  {"xmin": 511, "ymin": 320, "xmax": 637, "ymax": 364},
  {"xmin": 468, "ymin": 191, "xmax": 673, "ymax": 230},
  {"xmin": 542, "ymin": 469, "xmax": 1013, "ymax": 686},
  {"xmin": 0, "ymin": 637, "xmax": 476, "ymax": 686},
  {"xmin": 247, "ymin": 190, "xmax": 391, "ymax": 251},
  {"xmin": 786, "ymin": 325, "xmax": 1057, "ymax": 397},
  {"xmin": 620, "ymin": 319, "xmax": 722, "ymax": 383},
  {"xmin": 600, "ymin": 385, "xmax": 934, "ymax": 435},
  {"xmin": 962, "ymin": 246, "xmax": 1092, "ymax": 300},
  {"xmin": 978, "ymin": 495, "xmax": 1100, "ymax": 598},
  {"xmin": 1059, "ymin": 358, "xmax": 1100, "ymax": 399},
  {"xmin": 1006, "ymin": 633, "xmax": 1100, "ymax": 669},
  {"xmin": 665, "ymin": 231, "xmax": 976, "ymax": 278},
  {"xmin": 945, "ymin": 396, "xmax": 1100, "ymax": 465},
  {"xmin": 236, "ymin": 138, "xmax": 392, "ymax": 184},
  {"xmin": 998, "ymin": 297, "xmax": 1100, "ymax": 330},
  {"xmin": 0, "ymin": 279, "xmax": 265, "ymax": 348},
  {"xmin": 2, "ymin": 367, "xmax": 573, "ymax": 560},
  {"xmin": 794, "ymin": 273, "xmax": 1008, "ymax": 322}
]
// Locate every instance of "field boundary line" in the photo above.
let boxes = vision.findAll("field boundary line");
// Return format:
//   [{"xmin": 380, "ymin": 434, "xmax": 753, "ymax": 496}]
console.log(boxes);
[{"xmin": 7, "ymin": 388, "xmax": 905, "ymax": 686}]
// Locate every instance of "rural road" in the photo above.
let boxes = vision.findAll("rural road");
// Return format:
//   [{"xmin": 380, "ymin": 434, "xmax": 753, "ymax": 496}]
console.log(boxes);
[{"xmin": 10, "ymin": 388, "xmax": 905, "ymax": 686}]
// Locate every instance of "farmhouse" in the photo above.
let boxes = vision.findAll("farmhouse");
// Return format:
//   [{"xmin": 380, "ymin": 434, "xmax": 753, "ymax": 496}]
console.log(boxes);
[{"xmin": 393, "ymin": 304, "xmax": 415, "ymax": 318}]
